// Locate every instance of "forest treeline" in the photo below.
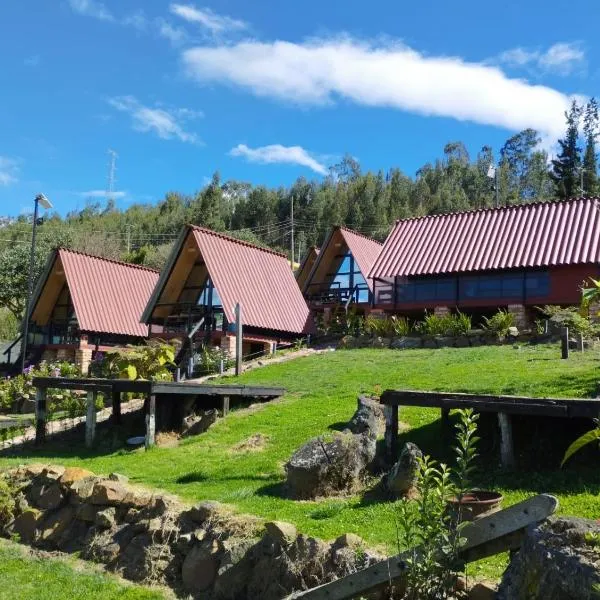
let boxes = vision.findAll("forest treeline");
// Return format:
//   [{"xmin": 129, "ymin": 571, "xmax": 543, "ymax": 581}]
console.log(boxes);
[{"xmin": 0, "ymin": 99, "xmax": 598, "ymax": 327}]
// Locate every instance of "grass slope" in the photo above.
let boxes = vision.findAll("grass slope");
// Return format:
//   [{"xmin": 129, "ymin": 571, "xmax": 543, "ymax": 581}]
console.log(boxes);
[
  {"xmin": 1, "ymin": 344, "xmax": 599, "ymax": 579},
  {"xmin": 0, "ymin": 540, "xmax": 165, "ymax": 599}
]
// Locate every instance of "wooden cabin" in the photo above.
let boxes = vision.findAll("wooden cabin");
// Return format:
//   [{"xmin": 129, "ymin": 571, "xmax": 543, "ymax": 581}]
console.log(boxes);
[
  {"xmin": 295, "ymin": 246, "xmax": 319, "ymax": 291},
  {"xmin": 25, "ymin": 249, "xmax": 159, "ymax": 372},
  {"xmin": 142, "ymin": 225, "xmax": 312, "ymax": 373}
]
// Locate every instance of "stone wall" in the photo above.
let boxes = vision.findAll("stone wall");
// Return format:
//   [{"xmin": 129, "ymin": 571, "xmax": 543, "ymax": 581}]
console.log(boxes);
[{"xmin": 1, "ymin": 464, "xmax": 384, "ymax": 599}]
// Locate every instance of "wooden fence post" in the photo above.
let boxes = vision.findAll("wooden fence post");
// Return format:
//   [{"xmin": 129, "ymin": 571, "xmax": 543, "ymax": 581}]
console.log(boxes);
[
  {"xmin": 222, "ymin": 395, "xmax": 230, "ymax": 416},
  {"xmin": 498, "ymin": 412, "xmax": 515, "ymax": 469},
  {"xmin": 112, "ymin": 389, "xmax": 122, "ymax": 425},
  {"xmin": 35, "ymin": 387, "xmax": 47, "ymax": 446},
  {"xmin": 145, "ymin": 393, "xmax": 156, "ymax": 449},
  {"xmin": 85, "ymin": 390, "xmax": 97, "ymax": 448},
  {"xmin": 384, "ymin": 404, "xmax": 399, "ymax": 463},
  {"xmin": 561, "ymin": 327, "xmax": 569, "ymax": 359},
  {"xmin": 235, "ymin": 303, "xmax": 243, "ymax": 376}
]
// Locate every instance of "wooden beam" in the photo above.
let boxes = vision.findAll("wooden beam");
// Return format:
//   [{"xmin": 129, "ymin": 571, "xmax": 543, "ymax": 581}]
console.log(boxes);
[
  {"xmin": 384, "ymin": 404, "xmax": 399, "ymax": 463},
  {"xmin": 112, "ymin": 390, "xmax": 122, "ymax": 425},
  {"xmin": 285, "ymin": 494, "xmax": 558, "ymax": 600},
  {"xmin": 35, "ymin": 387, "xmax": 47, "ymax": 446},
  {"xmin": 498, "ymin": 412, "xmax": 515, "ymax": 469},
  {"xmin": 561, "ymin": 326, "xmax": 569, "ymax": 359},
  {"xmin": 235, "ymin": 302, "xmax": 243, "ymax": 376},
  {"xmin": 222, "ymin": 395, "xmax": 230, "ymax": 416},
  {"xmin": 85, "ymin": 390, "xmax": 97, "ymax": 448},
  {"xmin": 145, "ymin": 393, "xmax": 156, "ymax": 449}
]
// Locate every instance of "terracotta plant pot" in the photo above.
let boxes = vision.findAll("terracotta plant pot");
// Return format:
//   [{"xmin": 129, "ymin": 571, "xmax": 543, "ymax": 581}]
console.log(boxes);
[{"xmin": 447, "ymin": 490, "xmax": 503, "ymax": 521}]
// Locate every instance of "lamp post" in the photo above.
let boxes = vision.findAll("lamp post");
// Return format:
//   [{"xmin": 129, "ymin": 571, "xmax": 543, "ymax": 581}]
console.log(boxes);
[
  {"xmin": 487, "ymin": 163, "xmax": 499, "ymax": 208},
  {"xmin": 21, "ymin": 194, "xmax": 53, "ymax": 373}
]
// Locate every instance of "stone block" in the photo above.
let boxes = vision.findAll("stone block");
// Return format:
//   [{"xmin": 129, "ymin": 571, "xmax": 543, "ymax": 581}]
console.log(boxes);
[
  {"xmin": 10, "ymin": 509, "xmax": 41, "ymax": 544},
  {"xmin": 29, "ymin": 482, "xmax": 64, "ymax": 511},
  {"xmin": 108, "ymin": 472, "xmax": 129, "ymax": 484},
  {"xmin": 181, "ymin": 542, "xmax": 220, "ymax": 592},
  {"xmin": 90, "ymin": 481, "xmax": 127, "ymax": 506},
  {"xmin": 39, "ymin": 505, "xmax": 75, "ymax": 544},
  {"xmin": 59, "ymin": 467, "xmax": 95, "ymax": 489},
  {"xmin": 265, "ymin": 521, "xmax": 297, "ymax": 546},
  {"xmin": 95, "ymin": 507, "xmax": 116, "ymax": 529}
]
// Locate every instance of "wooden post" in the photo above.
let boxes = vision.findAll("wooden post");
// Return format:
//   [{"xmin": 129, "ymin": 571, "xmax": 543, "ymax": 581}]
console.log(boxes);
[
  {"xmin": 577, "ymin": 333, "xmax": 584, "ymax": 353},
  {"xmin": 222, "ymin": 395, "xmax": 230, "ymax": 416},
  {"xmin": 85, "ymin": 390, "xmax": 97, "ymax": 448},
  {"xmin": 561, "ymin": 327, "xmax": 569, "ymax": 359},
  {"xmin": 498, "ymin": 412, "xmax": 515, "ymax": 469},
  {"xmin": 35, "ymin": 387, "xmax": 47, "ymax": 446},
  {"xmin": 384, "ymin": 404, "xmax": 399, "ymax": 464},
  {"xmin": 112, "ymin": 389, "xmax": 122, "ymax": 425},
  {"xmin": 441, "ymin": 407, "xmax": 451, "ymax": 440},
  {"xmin": 235, "ymin": 302, "xmax": 243, "ymax": 376},
  {"xmin": 145, "ymin": 393, "xmax": 156, "ymax": 449}
]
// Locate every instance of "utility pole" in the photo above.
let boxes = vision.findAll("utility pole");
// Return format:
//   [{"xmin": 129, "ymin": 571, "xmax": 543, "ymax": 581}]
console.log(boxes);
[
  {"xmin": 580, "ymin": 166, "xmax": 586, "ymax": 197},
  {"xmin": 126, "ymin": 224, "xmax": 132, "ymax": 254},
  {"xmin": 290, "ymin": 195, "xmax": 295, "ymax": 269}
]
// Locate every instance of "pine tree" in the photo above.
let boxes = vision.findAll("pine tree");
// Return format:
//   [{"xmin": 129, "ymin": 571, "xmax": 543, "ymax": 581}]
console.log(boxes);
[
  {"xmin": 551, "ymin": 100, "xmax": 583, "ymax": 199},
  {"xmin": 583, "ymin": 98, "xmax": 599, "ymax": 196}
]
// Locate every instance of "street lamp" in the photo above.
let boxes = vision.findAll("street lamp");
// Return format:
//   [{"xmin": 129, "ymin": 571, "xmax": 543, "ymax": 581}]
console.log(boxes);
[
  {"xmin": 487, "ymin": 164, "xmax": 499, "ymax": 208},
  {"xmin": 21, "ymin": 194, "xmax": 53, "ymax": 372}
]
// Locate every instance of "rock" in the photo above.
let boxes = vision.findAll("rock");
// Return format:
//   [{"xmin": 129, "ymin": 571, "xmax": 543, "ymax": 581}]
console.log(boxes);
[
  {"xmin": 22, "ymin": 464, "xmax": 46, "ymax": 478},
  {"xmin": 498, "ymin": 517, "xmax": 600, "ymax": 600},
  {"xmin": 59, "ymin": 467, "xmax": 95, "ymax": 489},
  {"xmin": 422, "ymin": 337, "xmax": 438, "ymax": 349},
  {"xmin": 117, "ymin": 533, "xmax": 154, "ymax": 580},
  {"xmin": 108, "ymin": 472, "xmax": 129, "ymax": 484},
  {"xmin": 436, "ymin": 336, "xmax": 455, "ymax": 348},
  {"xmin": 285, "ymin": 432, "xmax": 376, "ymax": 499},
  {"xmin": 347, "ymin": 395, "xmax": 384, "ymax": 436},
  {"xmin": 387, "ymin": 442, "xmax": 423, "ymax": 497},
  {"xmin": 9, "ymin": 508, "xmax": 41, "ymax": 544},
  {"xmin": 70, "ymin": 476, "xmax": 98, "ymax": 503},
  {"xmin": 390, "ymin": 336, "xmax": 422, "ymax": 350},
  {"xmin": 265, "ymin": 521, "xmax": 297, "ymax": 546},
  {"xmin": 189, "ymin": 501, "xmax": 230, "ymax": 525},
  {"xmin": 90, "ymin": 481, "xmax": 127, "ymax": 506},
  {"xmin": 507, "ymin": 326, "xmax": 520, "ymax": 338},
  {"xmin": 29, "ymin": 482, "xmax": 64, "ymax": 511},
  {"xmin": 177, "ymin": 532, "xmax": 194, "ymax": 554},
  {"xmin": 455, "ymin": 336, "xmax": 470, "ymax": 348},
  {"xmin": 39, "ymin": 505, "xmax": 75, "ymax": 544},
  {"xmin": 123, "ymin": 489, "xmax": 153, "ymax": 509},
  {"xmin": 333, "ymin": 533, "xmax": 364, "ymax": 549},
  {"xmin": 75, "ymin": 503, "xmax": 97, "ymax": 522},
  {"xmin": 14, "ymin": 492, "xmax": 29, "ymax": 515},
  {"xmin": 370, "ymin": 336, "xmax": 391, "ymax": 349},
  {"xmin": 182, "ymin": 410, "xmax": 219, "ymax": 437},
  {"xmin": 40, "ymin": 465, "xmax": 66, "ymax": 481},
  {"xmin": 95, "ymin": 507, "xmax": 116, "ymax": 529},
  {"xmin": 468, "ymin": 582, "xmax": 497, "ymax": 600},
  {"xmin": 181, "ymin": 541, "xmax": 220, "ymax": 592}
]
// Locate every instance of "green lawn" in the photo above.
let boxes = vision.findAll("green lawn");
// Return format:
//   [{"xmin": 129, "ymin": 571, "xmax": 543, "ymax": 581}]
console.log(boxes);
[
  {"xmin": 0, "ymin": 539, "xmax": 166, "ymax": 599},
  {"xmin": 1, "ymin": 344, "xmax": 599, "ymax": 581}
]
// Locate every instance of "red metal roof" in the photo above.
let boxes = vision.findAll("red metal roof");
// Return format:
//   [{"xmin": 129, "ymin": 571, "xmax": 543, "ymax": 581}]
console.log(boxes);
[
  {"xmin": 190, "ymin": 226, "xmax": 312, "ymax": 334},
  {"xmin": 370, "ymin": 198, "xmax": 600, "ymax": 279},
  {"xmin": 58, "ymin": 249, "xmax": 159, "ymax": 337},
  {"xmin": 337, "ymin": 227, "xmax": 383, "ymax": 291}
]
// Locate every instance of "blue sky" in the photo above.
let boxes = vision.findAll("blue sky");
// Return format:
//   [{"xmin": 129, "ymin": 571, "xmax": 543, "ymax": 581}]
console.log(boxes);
[{"xmin": 0, "ymin": 0, "xmax": 598, "ymax": 216}]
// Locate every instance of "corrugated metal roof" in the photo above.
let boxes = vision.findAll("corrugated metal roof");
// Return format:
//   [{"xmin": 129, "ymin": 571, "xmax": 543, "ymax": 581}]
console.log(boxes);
[
  {"xmin": 58, "ymin": 249, "xmax": 159, "ymax": 337},
  {"xmin": 190, "ymin": 226, "xmax": 312, "ymax": 334},
  {"xmin": 338, "ymin": 227, "xmax": 383, "ymax": 291},
  {"xmin": 370, "ymin": 198, "xmax": 600, "ymax": 279}
]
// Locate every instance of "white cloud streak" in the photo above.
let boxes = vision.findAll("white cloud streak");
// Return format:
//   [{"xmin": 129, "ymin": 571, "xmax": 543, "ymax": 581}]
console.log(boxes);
[
  {"xmin": 498, "ymin": 42, "xmax": 585, "ymax": 75},
  {"xmin": 156, "ymin": 18, "xmax": 188, "ymax": 45},
  {"xmin": 79, "ymin": 190, "xmax": 127, "ymax": 199},
  {"xmin": 0, "ymin": 157, "xmax": 19, "ymax": 186},
  {"xmin": 68, "ymin": 0, "xmax": 114, "ymax": 21},
  {"xmin": 183, "ymin": 37, "xmax": 578, "ymax": 139},
  {"xmin": 230, "ymin": 144, "xmax": 328, "ymax": 175},
  {"xmin": 170, "ymin": 4, "xmax": 247, "ymax": 33},
  {"xmin": 108, "ymin": 96, "xmax": 201, "ymax": 144}
]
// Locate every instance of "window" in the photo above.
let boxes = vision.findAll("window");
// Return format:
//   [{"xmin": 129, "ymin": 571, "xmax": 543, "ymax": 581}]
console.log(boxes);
[
  {"xmin": 525, "ymin": 272, "xmax": 550, "ymax": 298},
  {"xmin": 395, "ymin": 277, "xmax": 457, "ymax": 303},
  {"xmin": 197, "ymin": 278, "xmax": 222, "ymax": 307},
  {"xmin": 329, "ymin": 252, "xmax": 370, "ymax": 303}
]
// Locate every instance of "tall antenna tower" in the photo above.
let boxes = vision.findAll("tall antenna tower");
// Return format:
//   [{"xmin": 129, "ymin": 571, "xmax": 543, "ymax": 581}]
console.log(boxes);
[{"xmin": 107, "ymin": 149, "xmax": 118, "ymax": 204}]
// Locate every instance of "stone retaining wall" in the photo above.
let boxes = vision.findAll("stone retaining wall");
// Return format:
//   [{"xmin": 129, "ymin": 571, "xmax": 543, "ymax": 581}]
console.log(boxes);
[{"xmin": 1, "ymin": 464, "xmax": 384, "ymax": 599}]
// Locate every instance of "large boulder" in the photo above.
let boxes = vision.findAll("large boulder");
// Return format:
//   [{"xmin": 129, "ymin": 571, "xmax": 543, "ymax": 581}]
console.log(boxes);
[
  {"xmin": 285, "ymin": 432, "xmax": 376, "ymax": 499},
  {"xmin": 182, "ymin": 410, "xmax": 219, "ymax": 437},
  {"xmin": 347, "ymin": 395, "xmax": 384, "ymax": 437},
  {"xmin": 387, "ymin": 442, "xmax": 423, "ymax": 497},
  {"xmin": 498, "ymin": 517, "xmax": 600, "ymax": 599},
  {"xmin": 390, "ymin": 337, "xmax": 423, "ymax": 350}
]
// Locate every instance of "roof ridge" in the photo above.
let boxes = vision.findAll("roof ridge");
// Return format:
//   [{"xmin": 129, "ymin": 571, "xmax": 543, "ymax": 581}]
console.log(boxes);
[
  {"xmin": 188, "ymin": 224, "xmax": 288, "ymax": 258},
  {"xmin": 57, "ymin": 248, "xmax": 160, "ymax": 273},
  {"xmin": 393, "ymin": 197, "xmax": 600, "ymax": 225},
  {"xmin": 337, "ymin": 225, "xmax": 383, "ymax": 245}
]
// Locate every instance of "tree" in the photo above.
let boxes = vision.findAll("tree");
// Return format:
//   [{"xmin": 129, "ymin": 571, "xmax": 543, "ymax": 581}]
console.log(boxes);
[
  {"xmin": 551, "ymin": 100, "xmax": 583, "ymax": 199},
  {"xmin": 583, "ymin": 98, "xmax": 599, "ymax": 196}
]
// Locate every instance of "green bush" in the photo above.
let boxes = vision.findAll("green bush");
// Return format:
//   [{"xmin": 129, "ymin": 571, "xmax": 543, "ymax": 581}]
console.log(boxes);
[
  {"xmin": 195, "ymin": 345, "xmax": 232, "ymax": 375},
  {"xmin": 0, "ymin": 476, "xmax": 16, "ymax": 528},
  {"xmin": 481, "ymin": 309, "xmax": 515, "ymax": 336},
  {"xmin": 94, "ymin": 342, "xmax": 175, "ymax": 381},
  {"xmin": 0, "ymin": 308, "xmax": 18, "ymax": 342},
  {"xmin": 416, "ymin": 312, "xmax": 471, "ymax": 336},
  {"xmin": 537, "ymin": 305, "xmax": 595, "ymax": 337}
]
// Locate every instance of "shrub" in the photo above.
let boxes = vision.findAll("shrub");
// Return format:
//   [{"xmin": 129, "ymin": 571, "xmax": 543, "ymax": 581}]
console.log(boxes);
[
  {"xmin": 0, "ymin": 476, "xmax": 15, "ymax": 528},
  {"xmin": 417, "ymin": 312, "xmax": 451, "ymax": 335},
  {"xmin": 96, "ymin": 342, "xmax": 176, "ymax": 381},
  {"xmin": 536, "ymin": 305, "xmax": 594, "ymax": 337},
  {"xmin": 395, "ymin": 409, "xmax": 480, "ymax": 599},
  {"xmin": 481, "ymin": 309, "xmax": 515, "ymax": 336},
  {"xmin": 195, "ymin": 346, "xmax": 232, "ymax": 375},
  {"xmin": 446, "ymin": 311, "xmax": 472, "ymax": 336},
  {"xmin": 0, "ymin": 308, "xmax": 19, "ymax": 342}
]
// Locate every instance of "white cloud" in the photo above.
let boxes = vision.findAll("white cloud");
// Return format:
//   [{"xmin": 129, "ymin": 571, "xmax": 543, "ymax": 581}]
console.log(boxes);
[
  {"xmin": 230, "ymin": 144, "xmax": 328, "ymax": 175},
  {"xmin": 68, "ymin": 0, "xmax": 114, "ymax": 21},
  {"xmin": 183, "ymin": 37, "xmax": 578, "ymax": 140},
  {"xmin": 79, "ymin": 190, "xmax": 127, "ymax": 199},
  {"xmin": 498, "ymin": 42, "xmax": 585, "ymax": 75},
  {"xmin": 170, "ymin": 4, "xmax": 247, "ymax": 34},
  {"xmin": 156, "ymin": 18, "xmax": 188, "ymax": 45},
  {"xmin": 122, "ymin": 10, "xmax": 148, "ymax": 31},
  {"xmin": 0, "ymin": 157, "xmax": 19, "ymax": 186},
  {"xmin": 108, "ymin": 96, "xmax": 201, "ymax": 144}
]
